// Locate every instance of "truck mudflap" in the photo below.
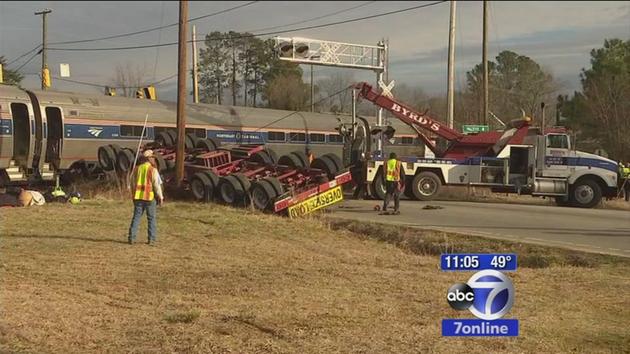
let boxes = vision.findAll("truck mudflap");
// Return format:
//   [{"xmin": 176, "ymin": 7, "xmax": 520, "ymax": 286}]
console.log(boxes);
[{"xmin": 274, "ymin": 171, "xmax": 352, "ymax": 217}]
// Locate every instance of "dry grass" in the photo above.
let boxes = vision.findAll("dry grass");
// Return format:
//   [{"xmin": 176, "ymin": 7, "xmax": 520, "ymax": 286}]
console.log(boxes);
[{"xmin": 0, "ymin": 201, "xmax": 629, "ymax": 353}]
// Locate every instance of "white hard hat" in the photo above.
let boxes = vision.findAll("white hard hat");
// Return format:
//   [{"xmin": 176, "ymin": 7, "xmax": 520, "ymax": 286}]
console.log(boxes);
[{"xmin": 143, "ymin": 149, "xmax": 155, "ymax": 158}]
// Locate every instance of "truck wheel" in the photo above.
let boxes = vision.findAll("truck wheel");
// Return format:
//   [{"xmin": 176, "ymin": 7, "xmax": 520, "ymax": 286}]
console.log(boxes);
[
  {"xmin": 311, "ymin": 156, "xmax": 337, "ymax": 180},
  {"xmin": 218, "ymin": 175, "xmax": 244, "ymax": 205},
  {"xmin": 404, "ymin": 177, "xmax": 416, "ymax": 200},
  {"xmin": 190, "ymin": 172, "xmax": 212, "ymax": 202},
  {"xmin": 251, "ymin": 151, "xmax": 273, "ymax": 165},
  {"xmin": 97, "ymin": 145, "xmax": 116, "ymax": 171},
  {"xmin": 278, "ymin": 153, "xmax": 303, "ymax": 168},
  {"xmin": 117, "ymin": 148, "xmax": 135, "ymax": 172},
  {"xmin": 264, "ymin": 148, "xmax": 278, "ymax": 165},
  {"xmin": 155, "ymin": 132, "xmax": 174, "ymax": 147},
  {"xmin": 251, "ymin": 179, "xmax": 277, "ymax": 211},
  {"xmin": 570, "ymin": 179, "xmax": 602, "ymax": 208},
  {"xmin": 291, "ymin": 151, "xmax": 309, "ymax": 168},
  {"xmin": 371, "ymin": 170, "xmax": 386, "ymax": 200},
  {"xmin": 411, "ymin": 171, "xmax": 441, "ymax": 201}
]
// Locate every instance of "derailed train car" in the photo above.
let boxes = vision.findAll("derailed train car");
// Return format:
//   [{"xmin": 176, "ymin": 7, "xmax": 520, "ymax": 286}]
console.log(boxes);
[{"xmin": 0, "ymin": 84, "xmax": 422, "ymax": 186}]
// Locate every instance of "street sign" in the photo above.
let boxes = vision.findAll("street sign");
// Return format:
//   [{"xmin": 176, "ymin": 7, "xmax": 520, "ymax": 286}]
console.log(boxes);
[{"xmin": 462, "ymin": 125, "xmax": 489, "ymax": 134}]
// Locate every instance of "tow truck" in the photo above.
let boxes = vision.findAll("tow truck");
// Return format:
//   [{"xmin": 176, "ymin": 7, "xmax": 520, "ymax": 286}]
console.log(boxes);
[{"xmin": 343, "ymin": 82, "xmax": 618, "ymax": 208}]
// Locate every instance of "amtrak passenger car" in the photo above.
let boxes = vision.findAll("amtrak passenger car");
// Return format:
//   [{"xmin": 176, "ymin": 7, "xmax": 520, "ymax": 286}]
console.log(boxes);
[{"xmin": 0, "ymin": 84, "xmax": 421, "ymax": 185}]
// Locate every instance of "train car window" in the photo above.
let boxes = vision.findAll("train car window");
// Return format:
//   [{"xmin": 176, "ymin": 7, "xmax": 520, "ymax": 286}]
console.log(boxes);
[
  {"xmin": 309, "ymin": 133, "xmax": 325, "ymax": 143},
  {"xmin": 288, "ymin": 132, "xmax": 306, "ymax": 142},
  {"xmin": 328, "ymin": 134, "xmax": 343, "ymax": 143},
  {"xmin": 120, "ymin": 125, "xmax": 148, "ymax": 137},
  {"xmin": 267, "ymin": 131, "xmax": 285, "ymax": 142},
  {"xmin": 185, "ymin": 128, "xmax": 206, "ymax": 138},
  {"xmin": 401, "ymin": 137, "xmax": 414, "ymax": 145}
]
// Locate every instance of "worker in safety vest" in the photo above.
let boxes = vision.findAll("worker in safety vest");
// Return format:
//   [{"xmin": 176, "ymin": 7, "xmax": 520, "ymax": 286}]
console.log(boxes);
[
  {"xmin": 621, "ymin": 162, "xmax": 630, "ymax": 202},
  {"xmin": 381, "ymin": 152, "xmax": 403, "ymax": 215},
  {"xmin": 127, "ymin": 150, "xmax": 164, "ymax": 245}
]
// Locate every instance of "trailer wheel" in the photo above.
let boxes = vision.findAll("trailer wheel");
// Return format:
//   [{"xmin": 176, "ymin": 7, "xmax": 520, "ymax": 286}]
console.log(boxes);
[
  {"xmin": 411, "ymin": 171, "xmax": 442, "ymax": 201},
  {"xmin": 232, "ymin": 173, "xmax": 252, "ymax": 201},
  {"xmin": 167, "ymin": 130, "xmax": 177, "ymax": 145},
  {"xmin": 186, "ymin": 133, "xmax": 200, "ymax": 149},
  {"xmin": 278, "ymin": 153, "xmax": 303, "ymax": 168},
  {"xmin": 108, "ymin": 144, "xmax": 122, "ymax": 170},
  {"xmin": 184, "ymin": 134, "xmax": 196, "ymax": 150},
  {"xmin": 311, "ymin": 156, "xmax": 338, "ymax": 180},
  {"xmin": 371, "ymin": 170, "xmax": 387, "ymax": 200},
  {"xmin": 218, "ymin": 175, "xmax": 245, "ymax": 205},
  {"xmin": 196, "ymin": 138, "xmax": 217, "ymax": 152},
  {"xmin": 190, "ymin": 172, "xmax": 212, "ymax": 202},
  {"xmin": 291, "ymin": 151, "xmax": 309, "ymax": 168},
  {"xmin": 569, "ymin": 179, "xmax": 602, "ymax": 208},
  {"xmin": 97, "ymin": 145, "xmax": 116, "ymax": 171},
  {"xmin": 154, "ymin": 153, "xmax": 167, "ymax": 172},
  {"xmin": 264, "ymin": 148, "xmax": 278, "ymax": 165},
  {"xmin": 251, "ymin": 151, "xmax": 273, "ymax": 165},
  {"xmin": 264, "ymin": 176, "xmax": 284, "ymax": 197},
  {"xmin": 251, "ymin": 179, "xmax": 277, "ymax": 210},
  {"xmin": 323, "ymin": 153, "xmax": 344, "ymax": 173},
  {"xmin": 155, "ymin": 132, "xmax": 174, "ymax": 147},
  {"xmin": 117, "ymin": 148, "xmax": 135, "ymax": 172}
]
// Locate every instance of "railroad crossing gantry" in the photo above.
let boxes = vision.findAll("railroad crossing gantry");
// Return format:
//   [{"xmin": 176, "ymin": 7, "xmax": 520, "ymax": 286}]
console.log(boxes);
[{"xmin": 274, "ymin": 37, "xmax": 393, "ymax": 152}]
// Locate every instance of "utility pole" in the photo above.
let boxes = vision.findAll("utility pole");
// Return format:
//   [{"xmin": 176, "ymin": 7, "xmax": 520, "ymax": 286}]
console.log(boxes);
[
  {"xmin": 35, "ymin": 9, "xmax": 52, "ymax": 90},
  {"xmin": 175, "ymin": 0, "xmax": 188, "ymax": 187},
  {"xmin": 447, "ymin": 1, "xmax": 456, "ymax": 129},
  {"xmin": 310, "ymin": 65, "xmax": 314, "ymax": 112},
  {"xmin": 482, "ymin": 0, "xmax": 489, "ymax": 126},
  {"xmin": 192, "ymin": 25, "xmax": 199, "ymax": 104}
]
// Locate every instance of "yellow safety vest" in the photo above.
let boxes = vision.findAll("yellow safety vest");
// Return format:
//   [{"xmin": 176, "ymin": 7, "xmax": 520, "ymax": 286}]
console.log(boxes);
[
  {"xmin": 623, "ymin": 167, "xmax": 630, "ymax": 178},
  {"xmin": 386, "ymin": 158, "xmax": 401, "ymax": 182},
  {"xmin": 134, "ymin": 162, "xmax": 155, "ymax": 201}
]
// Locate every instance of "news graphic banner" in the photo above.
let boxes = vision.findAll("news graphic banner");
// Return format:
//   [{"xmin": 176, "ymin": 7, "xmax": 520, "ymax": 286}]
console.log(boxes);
[
  {"xmin": 441, "ymin": 253, "xmax": 519, "ymax": 337},
  {"xmin": 440, "ymin": 254, "xmax": 517, "ymax": 271}
]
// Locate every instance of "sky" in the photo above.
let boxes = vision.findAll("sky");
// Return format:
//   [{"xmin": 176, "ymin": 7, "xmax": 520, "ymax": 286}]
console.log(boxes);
[{"xmin": 1, "ymin": 1, "xmax": 628, "ymax": 102}]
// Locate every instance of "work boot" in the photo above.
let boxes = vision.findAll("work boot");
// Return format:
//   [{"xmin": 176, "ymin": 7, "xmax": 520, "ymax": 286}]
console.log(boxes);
[
  {"xmin": 393, "ymin": 210, "xmax": 400, "ymax": 215},
  {"xmin": 128, "ymin": 238, "xmax": 135, "ymax": 245},
  {"xmin": 148, "ymin": 240, "xmax": 157, "ymax": 246}
]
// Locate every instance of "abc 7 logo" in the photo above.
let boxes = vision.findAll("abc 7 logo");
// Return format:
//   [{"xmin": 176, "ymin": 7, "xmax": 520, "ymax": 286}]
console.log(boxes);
[{"xmin": 446, "ymin": 270, "xmax": 515, "ymax": 320}]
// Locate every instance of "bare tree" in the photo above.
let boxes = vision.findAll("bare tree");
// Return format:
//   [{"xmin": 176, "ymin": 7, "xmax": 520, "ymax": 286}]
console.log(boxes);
[
  {"xmin": 111, "ymin": 62, "xmax": 151, "ymax": 97},
  {"xmin": 316, "ymin": 71, "xmax": 355, "ymax": 113}
]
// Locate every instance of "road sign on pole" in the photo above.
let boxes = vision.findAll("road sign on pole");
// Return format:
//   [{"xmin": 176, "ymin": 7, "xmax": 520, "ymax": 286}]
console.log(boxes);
[{"xmin": 462, "ymin": 125, "xmax": 489, "ymax": 134}]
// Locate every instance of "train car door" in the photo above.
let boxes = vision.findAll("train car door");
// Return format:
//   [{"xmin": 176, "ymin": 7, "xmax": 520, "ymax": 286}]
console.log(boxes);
[
  {"xmin": 25, "ymin": 91, "xmax": 45, "ymax": 172},
  {"xmin": 44, "ymin": 106, "xmax": 63, "ymax": 169},
  {"xmin": 9, "ymin": 102, "xmax": 31, "ymax": 168}
]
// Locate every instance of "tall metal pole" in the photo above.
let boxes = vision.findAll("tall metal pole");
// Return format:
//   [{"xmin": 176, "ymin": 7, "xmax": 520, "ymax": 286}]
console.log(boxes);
[
  {"xmin": 192, "ymin": 25, "xmax": 199, "ymax": 104},
  {"xmin": 376, "ymin": 40, "xmax": 385, "ymax": 153},
  {"xmin": 310, "ymin": 65, "xmax": 314, "ymax": 112},
  {"xmin": 35, "ymin": 9, "xmax": 52, "ymax": 90},
  {"xmin": 447, "ymin": 1, "xmax": 456, "ymax": 129},
  {"xmin": 482, "ymin": 0, "xmax": 489, "ymax": 126},
  {"xmin": 175, "ymin": 0, "xmax": 188, "ymax": 187}
]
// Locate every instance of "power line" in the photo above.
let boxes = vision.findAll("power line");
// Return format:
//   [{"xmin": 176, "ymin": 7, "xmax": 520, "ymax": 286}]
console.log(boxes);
[
  {"xmin": 53, "ymin": 73, "xmax": 178, "ymax": 89},
  {"xmin": 5, "ymin": 45, "xmax": 42, "ymax": 67},
  {"xmin": 13, "ymin": 51, "xmax": 41, "ymax": 72},
  {"xmin": 48, "ymin": 1, "xmax": 258, "ymax": 46},
  {"xmin": 48, "ymin": 1, "xmax": 447, "ymax": 52},
  {"xmin": 242, "ymin": 1, "xmax": 377, "ymax": 33}
]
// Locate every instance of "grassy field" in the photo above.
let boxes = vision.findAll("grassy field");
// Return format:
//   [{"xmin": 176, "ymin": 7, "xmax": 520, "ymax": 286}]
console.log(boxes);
[{"xmin": 1, "ymin": 200, "xmax": 629, "ymax": 353}]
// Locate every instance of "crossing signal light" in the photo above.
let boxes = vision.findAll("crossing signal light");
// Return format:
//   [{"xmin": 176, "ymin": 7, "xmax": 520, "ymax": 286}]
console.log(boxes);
[{"xmin": 42, "ymin": 66, "xmax": 51, "ymax": 88}]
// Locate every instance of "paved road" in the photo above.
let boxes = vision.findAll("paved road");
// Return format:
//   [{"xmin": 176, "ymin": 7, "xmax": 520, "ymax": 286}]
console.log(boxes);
[{"xmin": 329, "ymin": 199, "xmax": 630, "ymax": 257}]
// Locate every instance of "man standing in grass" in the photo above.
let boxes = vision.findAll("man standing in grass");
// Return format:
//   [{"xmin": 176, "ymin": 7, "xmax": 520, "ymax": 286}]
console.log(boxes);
[{"xmin": 128, "ymin": 150, "xmax": 164, "ymax": 245}]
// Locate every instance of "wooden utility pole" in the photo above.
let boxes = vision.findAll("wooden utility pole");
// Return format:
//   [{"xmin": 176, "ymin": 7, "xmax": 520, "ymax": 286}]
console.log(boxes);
[
  {"xmin": 192, "ymin": 25, "xmax": 199, "ymax": 104},
  {"xmin": 175, "ymin": 0, "xmax": 188, "ymax": 187},
  {"xmin": 35, "ymin": 9, "xmax": 52, "ymax": 90},
  {"xmin": 482, "ymin": 0, "xmax": 489, "ymax": 126},
  {"xmin": 447, "ymin": 1, "xmax": 456, "ymax": 129}
]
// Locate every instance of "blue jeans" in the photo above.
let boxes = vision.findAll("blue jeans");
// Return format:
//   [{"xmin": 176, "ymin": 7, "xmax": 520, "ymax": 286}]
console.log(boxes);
[{"xmin": 128, "ymin": 200, "xmax": 157, "ymax": 242}]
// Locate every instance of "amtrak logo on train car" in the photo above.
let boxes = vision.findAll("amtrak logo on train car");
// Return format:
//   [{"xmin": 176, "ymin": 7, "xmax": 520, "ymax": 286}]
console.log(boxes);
[{"xmin": 88, "ymin": 127, "xmax": 104, "ymax": 137}]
